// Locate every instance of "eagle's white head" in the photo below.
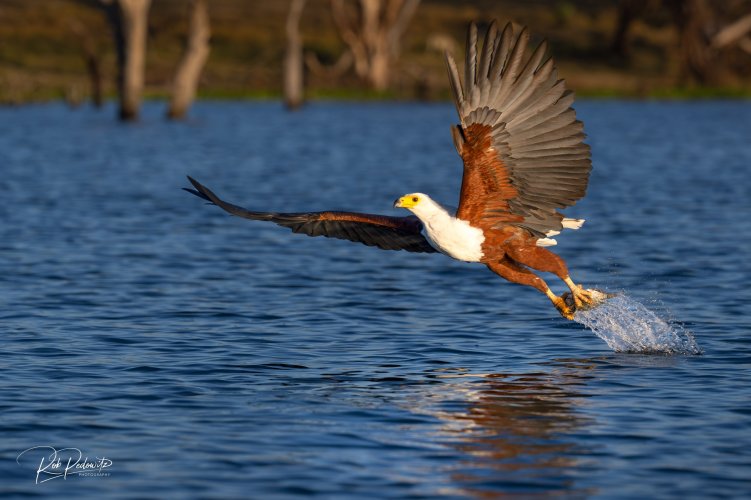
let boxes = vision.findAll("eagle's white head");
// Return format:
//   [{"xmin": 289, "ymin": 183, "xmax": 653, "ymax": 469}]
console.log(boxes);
[{"xmin": 393, "ymin": 193, "xmax": 445, "ymax": 219}]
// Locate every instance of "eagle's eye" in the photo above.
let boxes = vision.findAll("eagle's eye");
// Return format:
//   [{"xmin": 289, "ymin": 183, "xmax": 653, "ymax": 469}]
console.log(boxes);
[{"xmin": 412, "ymin": 196, "xmax": 419, "ymax": 203}]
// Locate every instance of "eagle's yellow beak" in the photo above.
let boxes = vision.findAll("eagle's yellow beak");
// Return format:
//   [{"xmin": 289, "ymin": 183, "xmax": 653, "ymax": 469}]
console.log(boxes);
[{"xmin": 394, "ymin": 194, "xmax": 420, "ymax": 209}]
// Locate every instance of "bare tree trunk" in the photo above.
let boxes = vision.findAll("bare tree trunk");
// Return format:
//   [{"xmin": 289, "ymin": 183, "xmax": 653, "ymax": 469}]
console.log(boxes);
[
  {"xmin": 167, "ymin": 0, "xmax": 211, "ymax": 119},
  {"xmin": 330, "ymin": 0, "xmax": 419, "ymax": 91},
  {"xmin": 104, "ymin": 0, "xmax": 151, "ymax": 121},
  {"xmin": 363, "ymin": 0, "xmax": 391, "ymax": 91},
  {"xmin": 284, "ymin": 0, "xmax": 307, "ymax": 110}
]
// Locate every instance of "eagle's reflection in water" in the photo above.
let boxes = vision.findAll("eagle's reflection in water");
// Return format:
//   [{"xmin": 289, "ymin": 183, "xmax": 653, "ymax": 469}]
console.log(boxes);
[{"xmin": 427, "ymin": 359, "xmax": 600, "ymax": 498}]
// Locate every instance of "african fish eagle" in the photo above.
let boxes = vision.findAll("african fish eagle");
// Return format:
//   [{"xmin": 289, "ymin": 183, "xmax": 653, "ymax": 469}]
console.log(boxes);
[{"xmin": 185, "ymin": 21, "xmax": 596, "ymax": 320}]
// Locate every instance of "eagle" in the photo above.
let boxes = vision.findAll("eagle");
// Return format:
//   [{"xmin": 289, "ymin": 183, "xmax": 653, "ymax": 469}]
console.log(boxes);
[{"xmin": 185, "ymin": 21, "xmax": 596, "ymax": 320}]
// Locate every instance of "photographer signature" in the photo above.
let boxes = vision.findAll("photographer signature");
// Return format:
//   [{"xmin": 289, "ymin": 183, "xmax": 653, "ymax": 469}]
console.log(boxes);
[{"xmin": 16, "ymin": 446, "xmax": 113, "ymax": 484}]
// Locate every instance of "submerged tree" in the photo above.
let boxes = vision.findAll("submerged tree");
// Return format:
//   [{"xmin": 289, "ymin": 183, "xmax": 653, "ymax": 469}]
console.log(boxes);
[
  {"xmin": 330, "ymin": 0, "xmax": 420, "ymax": 91},
  {"xmin": 167, "ymin": 0, "xmax": 211, "ymax": 120},
  {"xmin": 284, "ymin": 0, "xmax": 307, "ymax": 110},
  {"xmin": 99, "ymin": 0, "xmax": 152, "ymax": 121}
]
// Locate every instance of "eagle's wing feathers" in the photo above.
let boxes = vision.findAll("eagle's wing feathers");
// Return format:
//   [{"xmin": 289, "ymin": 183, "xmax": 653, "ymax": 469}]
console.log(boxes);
[
  {"xmin": 185, "ymin": 177, "xmax": 437, "ymax": 253},
  {"xmin": 448, "ymin": 21, "xmax": 591, "ymax": 237}
]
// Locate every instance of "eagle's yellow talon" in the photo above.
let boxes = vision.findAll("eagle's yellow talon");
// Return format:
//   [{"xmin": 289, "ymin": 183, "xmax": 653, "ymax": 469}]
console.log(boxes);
[
  {"xmin": 572, "ymin": 286, "xmax": 594, "ymax": 309},
  {"xmin": 552, "ymin": 295, "xmax": 576, "ymax": 320}
]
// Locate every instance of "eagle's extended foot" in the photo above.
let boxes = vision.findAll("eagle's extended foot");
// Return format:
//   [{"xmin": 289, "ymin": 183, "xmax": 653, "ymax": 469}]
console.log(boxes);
[
  {"xmin": 571, "ymin": 285, "xmax": 594, "ymax": 309},
  {"xmin": 562, "ymin": 286, "xmax": 616, "ymax": 314},
  {"xmin": 563, "ymin": 276, "xmax": 596, "ymax": 310}
]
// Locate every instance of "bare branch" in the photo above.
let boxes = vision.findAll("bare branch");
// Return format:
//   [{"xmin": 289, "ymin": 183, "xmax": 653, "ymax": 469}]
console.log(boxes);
[
  {"xmin": 331, "ymin": 0, "xmax": 369, "ymax": 78},
  {"xmin": 712, "ymin": 13, "xmax": 751, "ymax": 48},
  {"xmin": 329, "ymin": 0, "xmax": 420, "ymax": 90},
  {"xmin": 387, "ymin": 0, "xmax": 419, "ymax": 56},
  {"xmin": 331, "ymin": 0, "xmax": 362, "ymax": 49}
]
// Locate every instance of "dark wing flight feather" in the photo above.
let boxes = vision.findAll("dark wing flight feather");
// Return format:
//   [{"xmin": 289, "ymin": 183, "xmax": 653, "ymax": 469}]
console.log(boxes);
[
  {"xmin": 447, "ymin": 21, "xmax": 591, "ymax": 237},
  {"xmin": 184, "ymin": 177, "xmax": 437, "ymax": 253}
]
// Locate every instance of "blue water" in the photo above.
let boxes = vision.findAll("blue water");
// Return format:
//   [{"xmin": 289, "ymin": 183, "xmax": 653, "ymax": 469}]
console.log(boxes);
[{"xmin": 1, "ymin": 101, "xmax": 749, "ymax": 498}]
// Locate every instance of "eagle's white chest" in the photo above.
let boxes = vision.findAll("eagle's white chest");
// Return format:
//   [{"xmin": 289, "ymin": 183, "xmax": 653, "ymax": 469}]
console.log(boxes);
[{"xmin": 422, "ymin": 214, "xmax": 485, "ymax": 263}]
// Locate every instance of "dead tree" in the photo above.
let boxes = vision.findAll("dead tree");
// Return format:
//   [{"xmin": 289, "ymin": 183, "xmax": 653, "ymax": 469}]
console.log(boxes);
[
  {"xmin": 167, "ymin": 0, "xmax": 211, "ymax": 119},
  {"xmin": 101, "ymin": 0, "xmax": 152, "ymax": 121},
  {"xmin": 330, "ymin": 0, "xmax": 420, "ymax": 91},
  {"xmin": 284, "ymin": 0, "xmax": 307, "ymax": 110}
]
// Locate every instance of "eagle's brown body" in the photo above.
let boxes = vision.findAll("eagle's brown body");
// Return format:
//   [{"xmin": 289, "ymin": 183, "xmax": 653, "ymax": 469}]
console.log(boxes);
[
  {"xmin": 457, "ymin": 123, "xmax": 569, "ymax": 285},
  {"xmin": 186, "ymin": 20, "xmax": 599, "ymax": 319},
  {"xmin": 454, "ymin": 119, "xmax": 586, "ymax": 317}
]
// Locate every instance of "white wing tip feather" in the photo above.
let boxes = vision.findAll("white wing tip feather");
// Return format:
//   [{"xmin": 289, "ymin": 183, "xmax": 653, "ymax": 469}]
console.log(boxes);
[
  {"xmin": 562, "ymin": 218, "xmax": 585, "ymax": 229},
  {"xmin": 536, "ymin": 237, "xmax": 558, "ymax": 247},
  {"xmin": 540, "ymin": 219, "xmax": 584, "ymax": 245}
]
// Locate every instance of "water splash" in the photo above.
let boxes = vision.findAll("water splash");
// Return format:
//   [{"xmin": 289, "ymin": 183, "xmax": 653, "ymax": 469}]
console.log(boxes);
[{"xmin": 574, "ymin": 293, "xmax": 701, "ymax": 355}]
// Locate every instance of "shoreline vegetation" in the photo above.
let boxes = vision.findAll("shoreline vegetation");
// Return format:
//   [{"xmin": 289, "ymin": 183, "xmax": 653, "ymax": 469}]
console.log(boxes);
[
  {"xmin": 7, "ymin": 86, "xmax": 751, "ymax": 107},
  {"xmin": 2, "ymin": 0, "xmax": 750, "ymax": 108}
]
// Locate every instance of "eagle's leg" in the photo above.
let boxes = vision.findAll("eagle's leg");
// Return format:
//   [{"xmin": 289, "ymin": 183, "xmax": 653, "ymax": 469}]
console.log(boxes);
[
  {"xmin": 504, "ymin": 244, "xmax": 595, "ymax": 310},
  {"xmin": 486, "ymin": 258, "xmax": 575, "ymax": 320}
]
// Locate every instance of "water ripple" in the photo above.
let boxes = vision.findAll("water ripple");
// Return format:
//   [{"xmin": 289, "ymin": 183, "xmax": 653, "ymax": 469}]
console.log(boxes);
[{"xmin": 0, "ymin": 101, "xmax": 749, "ymax": 498}]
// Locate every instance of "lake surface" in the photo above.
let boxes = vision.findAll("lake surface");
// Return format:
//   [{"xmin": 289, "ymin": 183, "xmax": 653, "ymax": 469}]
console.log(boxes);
[{"xmin": 1, "ymin": 100, "xmax": 749, "ymax": 498}]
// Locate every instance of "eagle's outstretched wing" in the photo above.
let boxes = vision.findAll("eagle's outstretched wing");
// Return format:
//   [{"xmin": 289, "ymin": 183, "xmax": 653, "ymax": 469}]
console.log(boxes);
[
  {"xmin": 184, "ymin": 177, "xmax": 438, "ymax": 253},
  {"xmin": 446, "ymin": 21, "xmax": 591, "ymax": 237}
]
